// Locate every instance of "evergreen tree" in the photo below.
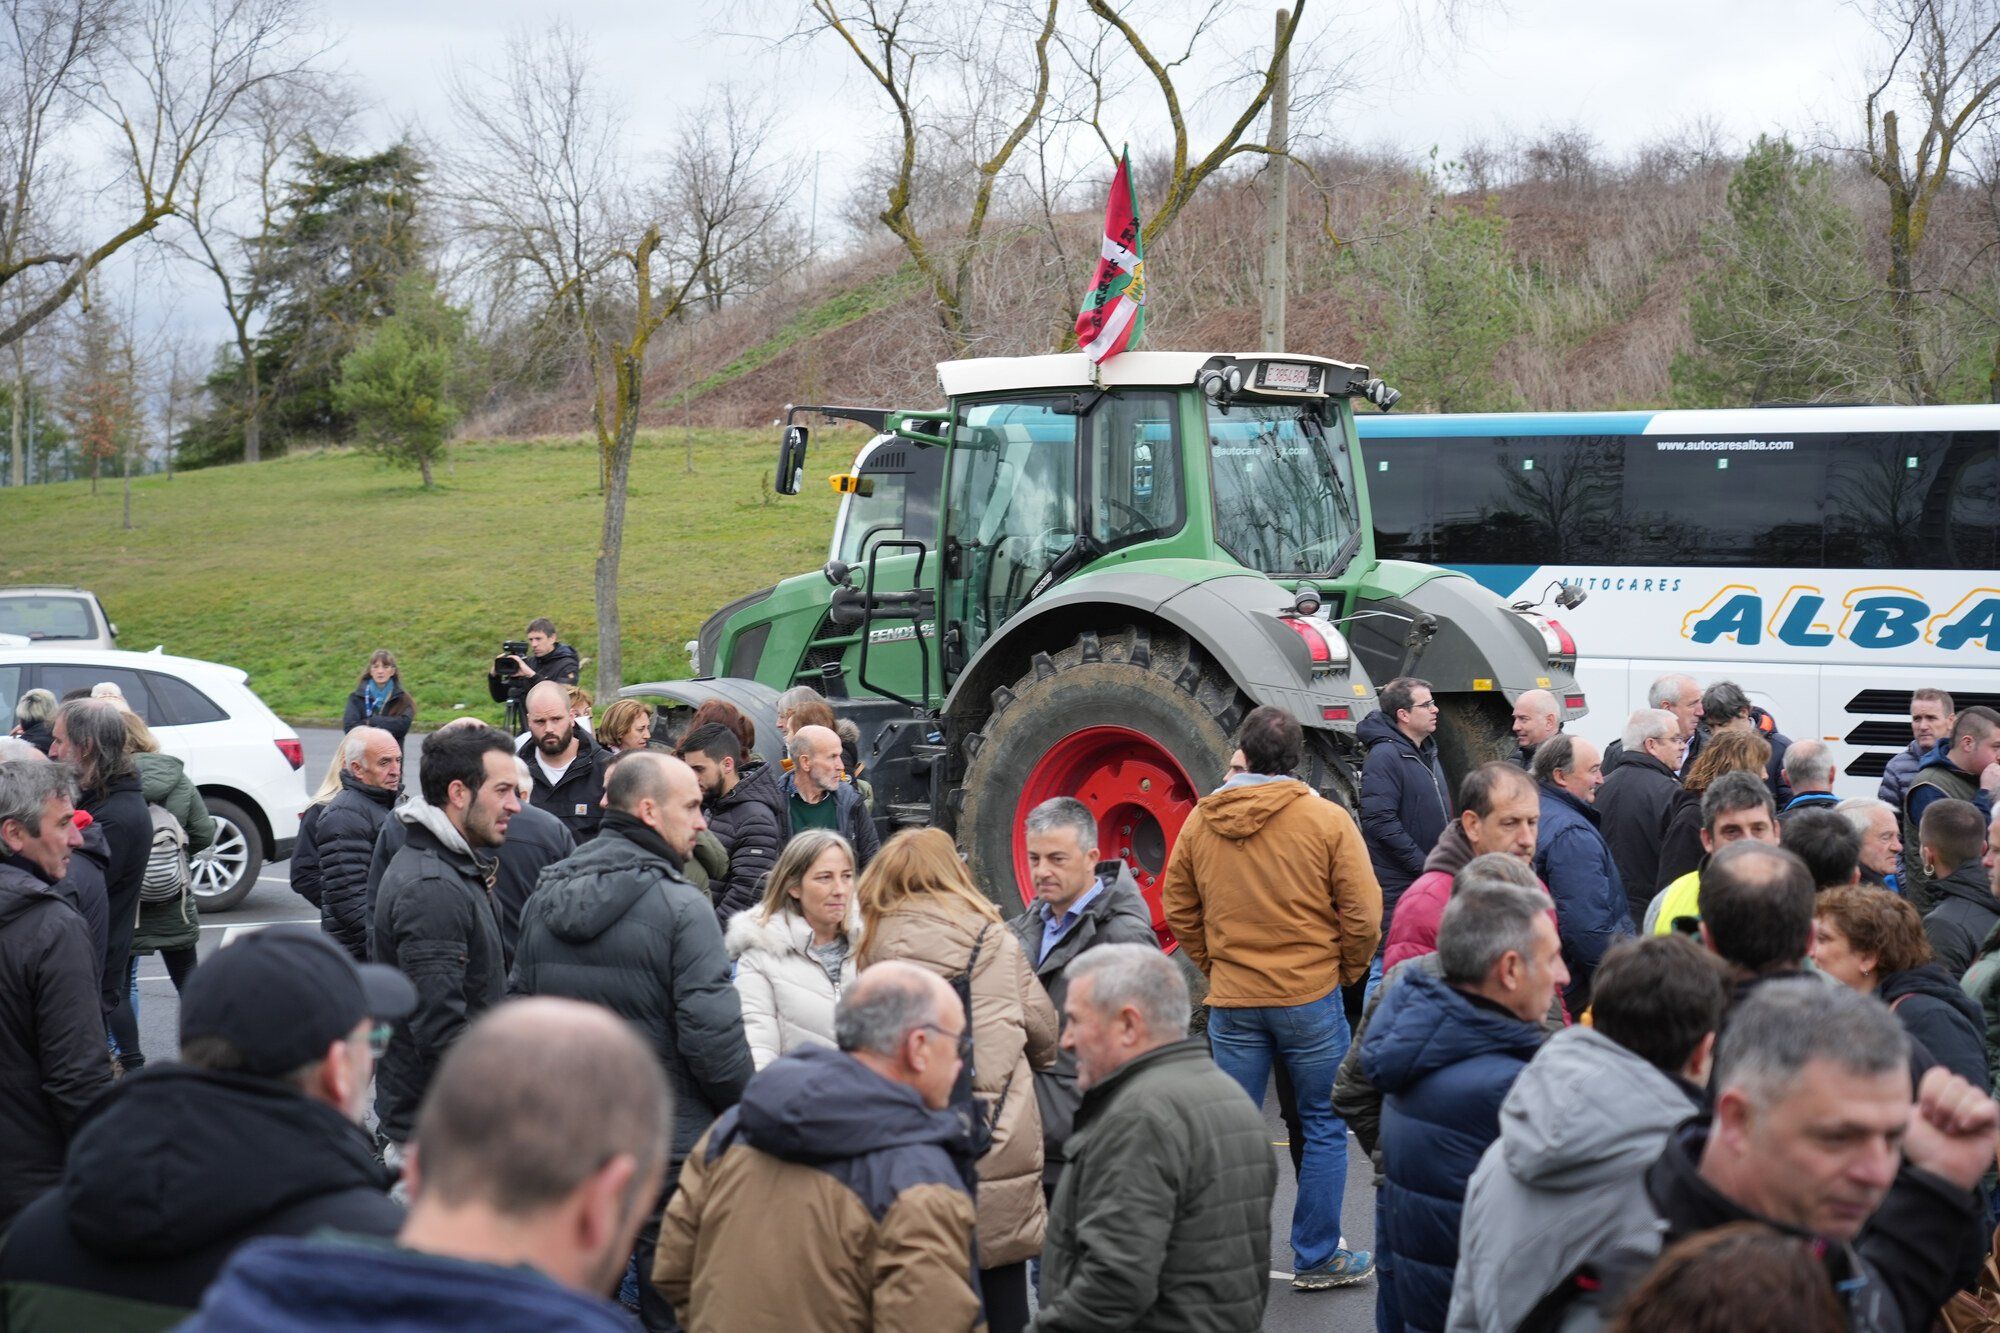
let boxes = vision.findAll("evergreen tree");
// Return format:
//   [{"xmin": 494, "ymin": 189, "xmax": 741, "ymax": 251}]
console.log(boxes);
[
  {"xmin": 1672, "ymin": 137, "xmax": 1889, "ymax": 406},
  {"xmin": 1370, "ymin": 201, "xmax": 1521, "ymax": 413},
  {"xmin": 333, "ymin": 273, "xmax": 468, "ymax": 489},
  {"xmin": 180, "ymin": 141, "xmax": 429, "ymax": 468}
]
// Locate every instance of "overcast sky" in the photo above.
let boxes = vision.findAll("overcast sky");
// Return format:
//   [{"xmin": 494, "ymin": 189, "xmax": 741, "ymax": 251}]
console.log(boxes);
[
  {"xmin": 119, "ymin": 0, "xmax": 1884, "ymax": 350},
  {"xmin": 324, "ymin": 0, "xmax": 1879, "ymax": 163}
]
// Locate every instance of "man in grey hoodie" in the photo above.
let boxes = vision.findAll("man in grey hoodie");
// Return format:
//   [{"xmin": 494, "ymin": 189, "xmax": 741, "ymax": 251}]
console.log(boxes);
[{"xmin": 1447, "ymin": 934, "xmax": 1731, "ymax": 1333}]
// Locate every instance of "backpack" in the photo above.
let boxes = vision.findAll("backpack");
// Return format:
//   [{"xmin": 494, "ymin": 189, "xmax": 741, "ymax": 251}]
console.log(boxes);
[{"xmin": 140, "ymin": 803, "xmax": 190, "ymax": 904}]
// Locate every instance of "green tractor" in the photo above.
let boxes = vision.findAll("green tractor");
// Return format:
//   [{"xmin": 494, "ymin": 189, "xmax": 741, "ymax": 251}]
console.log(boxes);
[{"xmin": 637, "ymin": 350, "xmax": 1585, "ymax": 941}]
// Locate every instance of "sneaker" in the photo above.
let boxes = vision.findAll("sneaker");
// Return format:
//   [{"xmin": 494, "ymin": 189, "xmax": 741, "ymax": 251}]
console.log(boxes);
[{"xmin": 1292, "ymin": 1249, "xmax": 1374, "ymax": 1290}]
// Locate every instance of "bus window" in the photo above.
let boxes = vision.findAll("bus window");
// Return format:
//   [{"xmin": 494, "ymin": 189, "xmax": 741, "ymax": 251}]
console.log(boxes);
[
  {"xmin": 1621, "ymin": 437, "xmax": 1827, "ymax": 566},
  {"xmin": 1426, "ymin": 437, "xmax": 1622, "ymax": 564},
  {"xmin": 1944, "ymin": 438, "xmax": 1999, "ymax": 570},
  {"xmin": 1367, "ymin": 440, "xmax": 1435, "ymax": 562},
  {"xmin": 1824, "ymin": 432, "xmax": 1952, "ymax": 569}
]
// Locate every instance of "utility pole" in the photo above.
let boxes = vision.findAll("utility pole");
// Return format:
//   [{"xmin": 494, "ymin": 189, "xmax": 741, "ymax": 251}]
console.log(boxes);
[{"xmin": 1259, "ymin": 6, "xmax": 1291, "ymax": 353}]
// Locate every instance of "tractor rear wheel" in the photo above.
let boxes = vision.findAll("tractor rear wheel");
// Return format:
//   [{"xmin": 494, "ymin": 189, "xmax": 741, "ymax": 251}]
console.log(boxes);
[
  {"xmin": 956, "ymin": 624, "xmax": 1245, "ymax": 949},
  {"xmin": 1434, "ymin": 693, "xmax": 1517, "ymax": 795}
]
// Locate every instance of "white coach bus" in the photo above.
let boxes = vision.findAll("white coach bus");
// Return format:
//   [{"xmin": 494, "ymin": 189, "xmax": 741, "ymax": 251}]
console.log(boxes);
[{"xmin": 1355, "ymin": 405, "xmax": 2000, "ymax": 799}]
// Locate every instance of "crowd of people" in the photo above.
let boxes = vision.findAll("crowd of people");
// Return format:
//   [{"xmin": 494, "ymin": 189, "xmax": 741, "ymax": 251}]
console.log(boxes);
[{"xmin": 3, "ymin": 621, "xmax": 2000, "ymax": 1332}]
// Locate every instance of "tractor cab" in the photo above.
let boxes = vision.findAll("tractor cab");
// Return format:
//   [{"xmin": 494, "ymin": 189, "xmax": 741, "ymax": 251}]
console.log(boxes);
[{"xmin": 668, "ymin": 350, "xmax": 1583, "ymax": 941}]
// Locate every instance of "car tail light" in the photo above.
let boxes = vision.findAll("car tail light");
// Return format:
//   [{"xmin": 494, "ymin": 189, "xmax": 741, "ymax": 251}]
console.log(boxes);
[
  {"xmin": 275, "ymin": 738, "xmax": 304, "ymax": 770},
  {"xmin": 1279, "ymin": 615, "xmax": 1349, "ymax": 671}
]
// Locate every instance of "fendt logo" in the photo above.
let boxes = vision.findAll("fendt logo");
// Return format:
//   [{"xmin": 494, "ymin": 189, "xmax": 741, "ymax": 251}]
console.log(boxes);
[{"xmin": 1683, "ymin": 586, "xmax": 2000, "ymax": 651}]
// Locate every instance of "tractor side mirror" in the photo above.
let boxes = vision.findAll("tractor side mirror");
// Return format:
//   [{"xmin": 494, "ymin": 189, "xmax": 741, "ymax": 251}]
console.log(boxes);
[{"xmin": 776, "ymin": 425, "xmax": 808, "ymax": 496}]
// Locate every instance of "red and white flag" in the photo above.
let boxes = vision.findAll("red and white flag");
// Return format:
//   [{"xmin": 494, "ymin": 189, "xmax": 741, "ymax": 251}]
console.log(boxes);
[{"xmin": 1074, "ymin": 149, "xmax": 1146, "ymax": 363}]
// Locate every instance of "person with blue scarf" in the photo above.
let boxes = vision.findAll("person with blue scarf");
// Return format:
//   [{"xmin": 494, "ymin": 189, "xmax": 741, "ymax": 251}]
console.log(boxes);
[{"xmin": 341, "ymin": 650, "xmax": 414, "ymax": 745}]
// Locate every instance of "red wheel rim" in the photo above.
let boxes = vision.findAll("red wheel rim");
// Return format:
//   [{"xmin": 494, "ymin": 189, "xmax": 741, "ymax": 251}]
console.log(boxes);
[{"xmin": 1013, "ymin": 725, "xmax": 1200, "ymax": 949}]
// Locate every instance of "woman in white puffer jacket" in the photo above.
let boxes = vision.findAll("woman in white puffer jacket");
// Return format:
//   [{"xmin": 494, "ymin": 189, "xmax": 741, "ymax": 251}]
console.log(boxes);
[{"xmin": 725, "ymin": 829, "xmax": 859, "ymax": 1067}]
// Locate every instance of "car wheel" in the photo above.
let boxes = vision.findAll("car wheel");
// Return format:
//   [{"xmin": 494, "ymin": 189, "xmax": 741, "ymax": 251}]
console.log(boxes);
[{"xmin": 190, "ymin": 798, "xmax": 263, "ymax": 911}]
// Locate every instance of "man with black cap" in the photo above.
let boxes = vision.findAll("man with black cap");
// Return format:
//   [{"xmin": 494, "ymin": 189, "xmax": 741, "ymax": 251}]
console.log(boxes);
[{"xmin": 0, "ymin": 925, "xmax": 413, "ymax": 1332}]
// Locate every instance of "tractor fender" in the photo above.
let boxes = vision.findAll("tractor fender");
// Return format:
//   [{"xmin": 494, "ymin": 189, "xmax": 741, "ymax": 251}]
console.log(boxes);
[
  {"xmin": 943, "ymin": 570, "xmax": 1378, "ymax": 734},
  {"xmin": 1352, "ymin": 572, "xmax": 1584, "ymax": 713},
  {"xmin": 617, "ymin": 678, "xmax": 785, "ymax": 758}
]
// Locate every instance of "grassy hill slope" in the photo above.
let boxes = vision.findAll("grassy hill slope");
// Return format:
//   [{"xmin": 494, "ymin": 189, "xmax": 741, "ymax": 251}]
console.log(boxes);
[{"xmin": 0, "ymin": 428, "xmax": 861, "ymax": 725}]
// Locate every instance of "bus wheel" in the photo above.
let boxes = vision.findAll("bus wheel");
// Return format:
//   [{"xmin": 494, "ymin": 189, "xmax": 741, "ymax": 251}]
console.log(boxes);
[{"xmin": 1434, "ymin": 693, "xmax": 1517, "ymax": 793}]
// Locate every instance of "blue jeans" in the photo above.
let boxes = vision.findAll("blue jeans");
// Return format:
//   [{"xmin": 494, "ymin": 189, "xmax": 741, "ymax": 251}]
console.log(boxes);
[
  {"xmin": 1362, "ymin": 953, "xmax": 1384, "ymax": 1007},
  {"xmin": 1208, "ymin": 991, "xmax": 1351, "ymax": 1271}
]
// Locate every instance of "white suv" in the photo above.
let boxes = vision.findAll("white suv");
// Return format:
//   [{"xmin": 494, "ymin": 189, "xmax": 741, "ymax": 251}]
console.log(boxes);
[
  {"xmin": 0, "ymin": 587, "xmax": 120, "ymax": 649},
  {"xmin": 0, "ymin": 648, "xmax": 307, "ymax": 910}
]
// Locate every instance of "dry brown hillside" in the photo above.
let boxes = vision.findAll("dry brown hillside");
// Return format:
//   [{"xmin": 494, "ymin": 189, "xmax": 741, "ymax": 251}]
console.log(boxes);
[{"xmin": 476, "ymin": 139, "xmax": 1996, "ymax": 433}]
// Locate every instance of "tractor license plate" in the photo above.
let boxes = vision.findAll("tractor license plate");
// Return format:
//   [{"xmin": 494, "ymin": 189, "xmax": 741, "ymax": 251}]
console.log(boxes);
[{"xmin": 1259, "ymin": 362, "xmax": 1317, "ymax": 391}]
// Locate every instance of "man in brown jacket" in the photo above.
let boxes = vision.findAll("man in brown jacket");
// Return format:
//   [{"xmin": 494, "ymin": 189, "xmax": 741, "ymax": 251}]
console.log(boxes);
[
  {"xmin": 653, "ymin": 960, "xmax": 984, "ymax": 1331},
  {"xmin": 1162, "ymin": 705, "xmax": 1382, "ymax": 1291}
]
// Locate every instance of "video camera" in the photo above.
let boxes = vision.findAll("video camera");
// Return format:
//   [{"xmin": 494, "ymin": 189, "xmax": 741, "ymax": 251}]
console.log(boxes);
[{"xmin": 495, "ymin": 640, "xmax": 531, "ymax": 676}]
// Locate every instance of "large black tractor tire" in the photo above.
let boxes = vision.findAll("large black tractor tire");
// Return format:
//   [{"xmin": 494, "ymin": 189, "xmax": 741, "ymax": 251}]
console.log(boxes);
[
  {"xmin": 956, "ymin": 626, "xmax": 1249, "ymax": 1015},
  {"xmin": 1433, "ymin": 693, "xmax": 1518, "ymax": 799}
]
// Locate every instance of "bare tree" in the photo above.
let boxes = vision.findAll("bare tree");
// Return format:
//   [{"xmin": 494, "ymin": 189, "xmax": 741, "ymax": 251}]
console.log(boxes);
[
  {"xmin": 0, "ymin": 0, "xmax": 112, "ymax": 346},
  {"xmin": 168, "ymin": 75, "xmax": 348, "ymax": 461},
  {"xmin": 1862, "ymin": 0, "xmax": 2000, "ymax": 401},
  {"xmin": 798, "ymin": 0, "xmax": 1059, "ymax": 354},
  {"xmin": 1076, "ymin": 0, "xmax": 1303, "ymax": 244},
  {"xmin": 450, "ymin": 24, "xmax": 790, "ymax": 699},
  {"xmin": 0, "ymin": 0, "xmax": 317, "ymax": 353},
  {"xmin": 677, "ymin": 91, "xmax": 799, "ymax": 313}
]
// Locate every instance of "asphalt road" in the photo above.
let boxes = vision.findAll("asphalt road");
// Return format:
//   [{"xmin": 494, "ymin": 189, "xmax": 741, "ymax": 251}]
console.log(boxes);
[{"xmin": 133, "ymin": 728, "xmax": 1384, "ymax": 1333}]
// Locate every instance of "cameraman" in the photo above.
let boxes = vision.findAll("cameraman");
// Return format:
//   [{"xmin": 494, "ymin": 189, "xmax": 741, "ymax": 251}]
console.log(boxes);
[{"xmin": 487, "ymin": 618, "xmax": 582, "ymax": 719}]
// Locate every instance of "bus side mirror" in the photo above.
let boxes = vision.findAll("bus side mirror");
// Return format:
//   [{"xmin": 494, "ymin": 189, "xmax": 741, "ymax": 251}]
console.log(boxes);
[{"xmin": 776, "ymin": 425, "xmax": 808, "ymax": 496}]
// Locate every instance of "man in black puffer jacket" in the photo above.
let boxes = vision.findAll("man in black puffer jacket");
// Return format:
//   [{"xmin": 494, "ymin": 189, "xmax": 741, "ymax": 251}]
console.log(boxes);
[
  {"xmin": 1357, "ymin": 679, "xmax": 1451, "ymax": 933},
  {"xmin": 678, "ymin": 723, "xmax": 784, "ymax": 923},
  {"xmin": 372, "ymin": 726, "xmax": 519, "ymax": 1152},
  {"xmin": 509, "ymin": 750, "xmax": 754, "ymax": 1333},
  {"xmin": 1598, "ymin": 708, "xmax": 1690, "ymax": 927},
  {"xmin": 364, "ymin": 746, "xmax": 574, "ymax": 966},
  {"xmin": 316, "ymin": 727, "xmax": 401, "ymax": 962},
  {"xmin": 50, "ymin": 700, "xmax": 150, "ymax": 1065},
  {"xmin": 0, "ymin": 759, "xmax": 113, "ymax": 1230},
  {"xmin": 0, "ymin": 926, "xmax": 411, "ymax": 1332}
]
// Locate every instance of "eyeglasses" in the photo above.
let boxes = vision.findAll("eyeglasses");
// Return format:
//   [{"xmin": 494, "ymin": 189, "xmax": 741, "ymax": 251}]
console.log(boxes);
[
  {"xmin": 1410, "ymin": 698, "xmax": 1440, "ymax": 710},
  {"xmin": 914, "ymin": 1022, "xmax": 973, "ymax": 1062},
  {"xmin": 367, "ymin": 1022, "xmax": 393, "ymax": 1059}
]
